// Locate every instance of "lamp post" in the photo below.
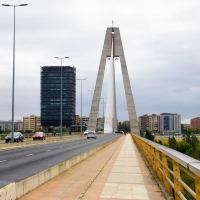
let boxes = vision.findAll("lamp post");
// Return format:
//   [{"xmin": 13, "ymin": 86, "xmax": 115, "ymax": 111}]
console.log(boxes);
[
  {"xmin": 2, "ymin": 3, "xmax": 28, "ymax": 143},
  {"xmin": 54, "ymin": 57, "xmax": 69, "ymax": 139},
  {"xmin": 77, "ymin": 78, "xmax": 86, "ymax": 137}
]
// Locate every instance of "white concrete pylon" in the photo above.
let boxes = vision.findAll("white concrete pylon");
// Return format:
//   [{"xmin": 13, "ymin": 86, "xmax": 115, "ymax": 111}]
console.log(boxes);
[
  {"xmin": 104, "ymin": 33, "xmax": 117, "ymax": 133},
  {"xmin": 87, "ymin": 27, "xmax": 139, "ymax": 135}
]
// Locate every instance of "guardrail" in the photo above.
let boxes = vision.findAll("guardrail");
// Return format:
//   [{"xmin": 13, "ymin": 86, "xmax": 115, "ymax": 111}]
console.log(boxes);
[{"xmin": 131, "ymin": 133, "xmax": 200, "ymax": 200}]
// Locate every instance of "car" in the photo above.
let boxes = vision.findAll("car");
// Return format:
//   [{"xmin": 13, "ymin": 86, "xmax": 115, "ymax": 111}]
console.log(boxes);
[
  {"xmin": 97, "ymin": 131, "xmax": 103, "ymax": 134},
  {"xmin": 84, "ymin": 130, "xmax": 89, "ymax": 135},
  {"xmin": 115, "ymin": 131, "xmax": 124, "ymax": 134},
  {"xmin": 87, "ymin": 131, "xmax": 97, "ymax": 139},
  {"xmin": 5, "ymin": 132, "xmax": 24, "ymax": 143},
  {"xmin": 33, "ymin": 132, "xmax": 46, "ymax": 141}
]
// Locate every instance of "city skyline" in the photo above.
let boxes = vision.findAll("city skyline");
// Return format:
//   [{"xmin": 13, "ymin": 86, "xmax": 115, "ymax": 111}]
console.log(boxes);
[{"xmin": 1, "ymin": 0, "xmax": 200, "ymax": 124}]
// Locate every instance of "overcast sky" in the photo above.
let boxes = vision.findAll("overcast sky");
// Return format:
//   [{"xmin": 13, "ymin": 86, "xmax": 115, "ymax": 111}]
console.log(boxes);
[{"xmin": 1, "ymin": 0, "xmax": 200, "ymax": 124}]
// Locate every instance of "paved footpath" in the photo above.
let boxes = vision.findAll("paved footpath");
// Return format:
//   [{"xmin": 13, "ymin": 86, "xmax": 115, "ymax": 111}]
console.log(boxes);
[{"xmin": 19, "ymin": 134, "xmax": 166, "ymax": 200}]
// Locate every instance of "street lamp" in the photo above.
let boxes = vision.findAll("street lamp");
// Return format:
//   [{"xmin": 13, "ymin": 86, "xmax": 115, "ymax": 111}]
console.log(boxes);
[
  {"xmin": 54, "ymin": 57, "xmax": 69, "ymax": 139},
  {"xmin": 2, "ymin": 3, "xmax": 28, "ymax": 143},
  {"xmin": 77, "ymin": 78, "xmax": 86, "ymax": 136}
]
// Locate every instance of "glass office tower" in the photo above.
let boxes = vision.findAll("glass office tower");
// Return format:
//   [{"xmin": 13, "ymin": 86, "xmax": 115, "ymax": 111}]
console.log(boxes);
[{"xmin": 40, "ymin": 66, "xmax": 76, "ymax": 130}]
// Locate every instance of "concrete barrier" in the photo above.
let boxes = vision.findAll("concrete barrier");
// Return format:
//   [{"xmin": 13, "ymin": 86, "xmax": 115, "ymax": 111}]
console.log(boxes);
[
  {"xmin": 0, "ymin": 135, "xmax": 121, "ymax": 200},
  {"xmin": 0, "ymin": 183, "xmax": 16, "ymax": 200}
]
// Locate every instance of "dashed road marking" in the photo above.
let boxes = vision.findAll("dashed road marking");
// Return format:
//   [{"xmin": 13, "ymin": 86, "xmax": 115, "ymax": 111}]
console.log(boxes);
[
  {"xmin": 26, "ymin": 154, "xmax": 33, "ymax": 157},
  {"xmin": 0, "ymin": 160, "xmax": 7, "ymax": 163},
  {"xmin": 46, "ymin": 150, "xmax": 51, "ymax": 152}
]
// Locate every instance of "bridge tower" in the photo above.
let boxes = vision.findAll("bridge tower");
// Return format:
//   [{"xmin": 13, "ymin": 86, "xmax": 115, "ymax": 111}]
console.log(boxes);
[{"xmin": 87, "ymin": 27, "xmax": 139, "ymax": 135}]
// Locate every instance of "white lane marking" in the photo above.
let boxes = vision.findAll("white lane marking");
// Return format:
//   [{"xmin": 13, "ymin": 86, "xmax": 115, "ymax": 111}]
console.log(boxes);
[
  {"xmin": 0, "ymin": 160, "xmax": 7, "ymax": 163},
  {"xmin": 59, "ymin": 147, "xmax": 63, "ymax": 149},
  {"xmin": 69, "ymin": 145, "xmax": 72, "ymax": 146},
  {"xmin": 46, "ymin": 150, "xmax": 51, "ymax": 151},
  {"xmin": 26, "ymin": 154, "xmax": 33, "ymax": 157}
]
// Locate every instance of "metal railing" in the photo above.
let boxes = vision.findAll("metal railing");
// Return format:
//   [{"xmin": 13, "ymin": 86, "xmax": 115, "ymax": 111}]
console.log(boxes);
[{"xmin": 131, "ymin": 133, "xmax": 200, "ymax": 200}]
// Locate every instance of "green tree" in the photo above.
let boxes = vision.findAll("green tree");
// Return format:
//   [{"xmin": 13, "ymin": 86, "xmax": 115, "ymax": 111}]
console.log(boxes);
[
  {"xmin": 178, "ymin": 141, "xmax": 191, "ymax": 154},
  {"xmin": 145, "ymin": 130, "xmax": 154, "ymax": 141},
  {"xmin": 168, "ymin": 136, "xmax": 179, "ymax": 151},
  {"xmin": 118, "ymin": 122, "xmax": 122, "ymax": 131}
]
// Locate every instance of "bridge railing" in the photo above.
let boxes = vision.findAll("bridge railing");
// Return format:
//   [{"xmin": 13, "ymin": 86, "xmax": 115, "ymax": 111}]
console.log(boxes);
[{"xmin": 131, "ymin": 133, "xmax": 200, "ymax": 200}]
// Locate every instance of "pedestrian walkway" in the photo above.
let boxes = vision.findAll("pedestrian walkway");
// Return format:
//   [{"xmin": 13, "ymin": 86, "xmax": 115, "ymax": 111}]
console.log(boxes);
[{"xmin": 19, "ymin": 134, "xmax": 166, "ymax": 200}]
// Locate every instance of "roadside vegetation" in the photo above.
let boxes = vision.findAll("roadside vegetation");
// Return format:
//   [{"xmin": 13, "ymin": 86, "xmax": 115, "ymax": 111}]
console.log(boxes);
[{"xmin": 143, "ymin": 127, "xmax": 200, "ymax": 160}]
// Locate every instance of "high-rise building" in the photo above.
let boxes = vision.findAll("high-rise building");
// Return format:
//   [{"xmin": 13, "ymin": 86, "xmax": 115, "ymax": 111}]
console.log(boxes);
[
  {"xmin": 40, "ymin": 66, "xmax": 76, "ymax": 130},
  {"xmin": 138, "ymin": 114, "xmax": 149, "ymax": 133},
  {"xmin": 23, "ymin": 115, "xmax": 41, "ymax": 132},
  {"xmin": 160, "ymin": 113, "xmax": 181, "ymax": 134},
  {"xmin": 138, "ymin": 114, "xmax": 159, "ymax": 133},
  {"xmin": 149, "ymin": 114, "xmax": 160, "ymax": 133},
  {"xmin": 190, "ymin": 117, "xmax": 200, "ymax": 130}
]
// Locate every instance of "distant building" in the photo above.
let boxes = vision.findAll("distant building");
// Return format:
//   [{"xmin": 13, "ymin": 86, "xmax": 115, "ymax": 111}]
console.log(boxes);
[
  {"xmin": 81, "ymin": 116, "xmax": 89, "ymax": 126},
  {"xmin": 160, "ymin": 113, "xmax": 181, "ymax": 135},
  {"xmin": 23, "ymin": 115, "xmax": 41, "ymax": 132},
  {"xmin": 75, "ymin": 115, "xmax": 80, "ymax": 125},
  {"xmin": 190, "ymin": 117, "xmax": 200, "ymax": 130},
  {"xmin": 138, "ymin": 113, "xmax": 181, "ymax": 134},
  {"xmin": 138, "ymin": 114, "xmax": 149, "ymax": 133},
  {"xmin": 139, "ymin": 114, "xmax": 160, "ymax": 133},
  {"xmin": 0, "ymin": 120, "xmax": 23, "ymax": 131},
  {"xmin": 96, "ymin": 117, "xmax": 103, "ymax": 130},
  {"xmin": 74, "ymin": 115, "xmax": 103, "ymax": 130},
  {"xmin": 40, "ymin": 66, "xmax": 76, "ymax": 131},
  {"xmin": 182, "ymin": 123, "xmax": 191, "ymax": 130},
  {"xmin": 149, "ymin": 114, "xmax": 160, "ymax": 133}
]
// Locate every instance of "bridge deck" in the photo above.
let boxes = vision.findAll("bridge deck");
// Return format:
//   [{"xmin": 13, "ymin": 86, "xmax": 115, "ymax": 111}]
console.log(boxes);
[{"xmin": 19, "ymin": 134, "xmax": 165, "ymax": 200}]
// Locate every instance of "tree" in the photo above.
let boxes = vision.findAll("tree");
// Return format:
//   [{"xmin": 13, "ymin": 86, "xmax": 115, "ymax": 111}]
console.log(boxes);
[
  {"xmin": 145, "ymin": 130, "xmax": 154, "ymax": 141},
  {"xmin": 182, "ymin": 132, "xmax": 199, "ymax": 150},
  {"xmin": 168, "ymin": 136, "xmax": 178, "ymax": 151}
]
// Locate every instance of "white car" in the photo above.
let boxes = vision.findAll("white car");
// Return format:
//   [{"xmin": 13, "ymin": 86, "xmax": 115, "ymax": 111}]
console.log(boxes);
[
  {"xmin": 87, "ymin": 131, "xmax": 97, "ymax": 139},
  {"xmin": 84, "ymin": 130, "xmax": 89, "ymax": 135}
]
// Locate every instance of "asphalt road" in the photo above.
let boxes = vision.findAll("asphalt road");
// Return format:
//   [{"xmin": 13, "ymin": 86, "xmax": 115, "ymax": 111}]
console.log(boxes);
[
  {"xmin": 0, "ymin": 135, "xmax": 76, "ymax": 144},
  {"xmin": 0, "ymin": 134, "xmax": 120, "ymax": 188}
]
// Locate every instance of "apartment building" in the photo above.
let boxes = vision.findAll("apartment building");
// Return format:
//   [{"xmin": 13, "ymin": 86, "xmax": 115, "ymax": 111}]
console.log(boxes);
[
  {"xmin": 139, "ymin": 114, "xmax": 160, "ymax": 133},
  {"xmin": 139, "ymin": 113, "xmax": 180, "ymax": 134},
  {"xmin": 191, "ymin": 117, "xmax": 200, "ymax": 130},
  {"xmin": 138, "ymin": 114, "xmax": 149, "ymax": 133},
  {"xmin": 182, "ymin": 123, "xmax": 191, "ymax": 130},
  {"xmin": 23, "ymin": 115, "xmax": 41, "ymax": 132},
  {"xmin": 0, "ymin": 120, "xmax": 23, "ymax": 131},
  {"xmin": 149, "ymin": 114, "xmax": 160, "ymax": 133},
  {"xmin": 81, "ymin": 116, "xmax": 89, "ymax": 126}
]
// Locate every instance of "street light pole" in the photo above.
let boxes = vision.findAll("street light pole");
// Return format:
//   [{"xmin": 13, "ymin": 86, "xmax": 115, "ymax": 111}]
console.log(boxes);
[
  {"xmin": 54, "ymin": 57, "xmax": 69, "ymax": 139},
  {"xmin": 77, "ymin": 78, "xmax": 86, "ymax": 137},
  {"xmin": 2, "ymin": 3, "xmax": 28, "ymax": 143}
]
